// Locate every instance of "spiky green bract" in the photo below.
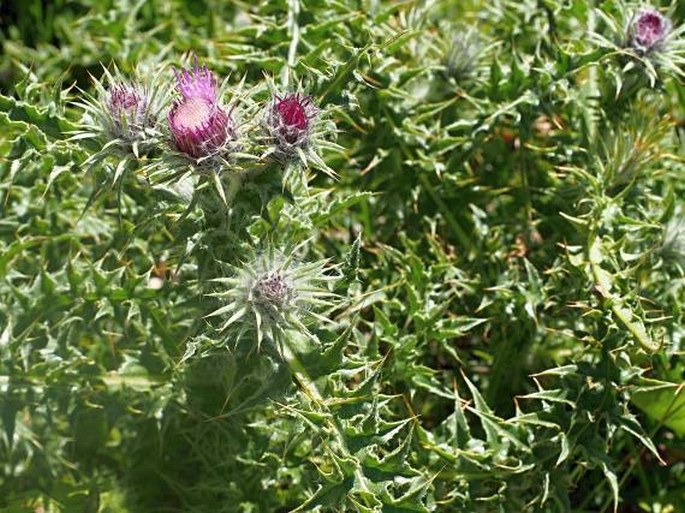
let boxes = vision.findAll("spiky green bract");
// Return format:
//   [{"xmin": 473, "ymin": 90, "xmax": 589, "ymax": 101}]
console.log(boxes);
[
  {"xmin": 439, "ymin": 24, "xmax": 491, "ymax": 84},
  {"xmin": 72, "ymin": 65, "xmax": 171, "ymax": 182},
  {"xmin": 661, "ymin": 214, "xmax": 685, "ymax": 266},
  {"xmin": 591, "ymin": 1, "xmax": 685, "ymax": 88},
  {"xmin": 208, "ymin": 244, "xmax": 340, "ymax": 352}
]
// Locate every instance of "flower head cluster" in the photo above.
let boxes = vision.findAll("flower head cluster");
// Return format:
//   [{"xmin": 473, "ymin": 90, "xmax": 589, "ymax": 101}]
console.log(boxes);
[
  {"xmin": 630, "ymin": 8, "xmax": 672, "ymax": 52},
  {"xmin": 264, "ymin": 92, "xmax": 319, "ymax": 156},
  {"xmin": 208, "ymin": 245, "xmax": 339, "ymax": 350},
  {"xmin": 168, "ymin": 62, "xmax": 235, "ymax": 160},
  {"xmin": 77, "ymin": 56, "xmax": 340, "ymax": 191}
]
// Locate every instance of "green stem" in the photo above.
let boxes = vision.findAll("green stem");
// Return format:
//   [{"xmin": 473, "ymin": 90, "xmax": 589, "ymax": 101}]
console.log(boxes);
[
  {"xmin": 585, "ymin": 5, "xmax": 598, "ymax": 145},
  {"xmin": 587, "ymin": 234, "xmax": 659, "ymax": 353},
  {"xmin": 418, "ymin": 173, "xmax": 473, "ymax": 253},
  {"xmin": 281, "ymin": 340, "xmax": 372, "ymax": 496},
  {"xmin": 282, "ymin": 0, "xmax": 300, "ymax": 88}
]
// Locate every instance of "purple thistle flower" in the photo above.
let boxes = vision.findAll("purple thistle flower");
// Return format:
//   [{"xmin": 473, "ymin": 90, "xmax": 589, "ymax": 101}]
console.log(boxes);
[
  {"xmin": 253, "ymin": 271, "xmax": 294, "ymax": 312},
  {"xmin": 277, "ymin": 95, "xmax": 310, "ymax": 130},
  {"xmin": 631, "ymin": 8, "xmax": 671, "ymax": 51},
  {"xmin": 108, "ymin": 86, "xmax": 142, "ymax": 113},
  {"xmin": 266, "ymin": 92, "xmax": 318, "ymax": 152},
  {"xmin": 174, "ymin": 62, "xmax": 218, "ymax": 104},
  {"xmin": 168, "ymin": 61, "xmax": 234, "ymax": 159}
]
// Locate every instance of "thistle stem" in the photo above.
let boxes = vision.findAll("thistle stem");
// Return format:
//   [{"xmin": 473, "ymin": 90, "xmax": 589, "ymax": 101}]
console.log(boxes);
[
  {"xmin": 585, "ymin": 5, "xmax": 598, "ymax": 144},
  {"xmin": 418, "ymin": 173, "xmax": 473, "ymax": 253},
  {"xmin": 283, "ymin": 0, "xmax": 300, "ymax": 88},
  {"xmin": 280, "ymin": 339, "xmax": 373, "ymax": 496},
  {"xmin": 587, "ymin": 234, "xmax": 660, "ymax": 353}
]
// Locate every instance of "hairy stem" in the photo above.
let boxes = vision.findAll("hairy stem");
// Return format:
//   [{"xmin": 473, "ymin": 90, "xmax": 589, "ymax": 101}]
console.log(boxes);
[{"xmin": 281, "ymin": 339, "xmax": 373, "ymax": 497}]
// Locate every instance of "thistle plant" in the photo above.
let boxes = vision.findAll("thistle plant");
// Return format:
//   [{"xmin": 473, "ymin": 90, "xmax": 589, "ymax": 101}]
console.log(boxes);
[
  {"xmin": 4, "ymin": 0, "xmax": 685, "ymax": 512},
  {"xmin": 208, "ymin": 244, "xmax": 340, "ymax": 351}
]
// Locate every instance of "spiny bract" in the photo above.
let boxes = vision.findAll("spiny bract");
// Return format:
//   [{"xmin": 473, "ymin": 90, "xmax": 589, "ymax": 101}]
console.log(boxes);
[{"xmin": 207, "ymin": 244, "xmax": 340, "ymax": 351}]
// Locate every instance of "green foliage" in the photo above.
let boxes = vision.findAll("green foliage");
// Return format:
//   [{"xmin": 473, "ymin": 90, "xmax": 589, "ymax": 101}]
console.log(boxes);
[{"xmin": 1, "ymin": 0, "xmax": 684, "ymax": 512}]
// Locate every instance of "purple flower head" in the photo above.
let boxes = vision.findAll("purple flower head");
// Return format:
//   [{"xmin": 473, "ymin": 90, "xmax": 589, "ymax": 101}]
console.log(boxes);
[
  {"xmin": 168, "ymin": 61, "xmax": 234, "ymax": 159},
  {"xmin": 277, "ymin": 95, "xmax": 310, "ymax": 130},
  {"xmin": 108, "ymin": 86, "xmax": 142, "ymax": 112},
  {"xmin": 253, "ymin": 271, "xmax": 294, "ymax": 311},
  {"xmin": 174, "ymin": 61, "xmax": 218, "ymax": 104},
  {"xmin": 107, "ymin": 83, "xmax": 150, "ymax": 132},
  {"xmin": 266, "ymin": 92, "xmax": 319, "ymax": 152},
  {"xmin": 631, "ymin": 8, "xmax": 671, "ymax": 50}
]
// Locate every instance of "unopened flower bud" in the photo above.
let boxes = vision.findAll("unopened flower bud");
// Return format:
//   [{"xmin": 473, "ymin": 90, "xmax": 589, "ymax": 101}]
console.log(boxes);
[
  {"xmin": 444, "ymin": 27, "xmax": 482, "ymax": 80},
  {"xmin": 208, "ymin": 247, "xmax": 339, "ymax": 350},
  {"xmin": 662, "ymin": 216, "xmax": 685, "ymax": 264},
  {"xmin": 265, "ymin": 93, "xmax": 318, "ymax": 154},
  {"xmin": 105, "ymin": 83, "xmax": 152, "ymax": 140},
  {"xmin": 253, "ymin": 271, "xmax": 294, "ymax": 313},
  {"xmin": 631, "ymin": 9, "xmax": 671, "ymax": 51}
]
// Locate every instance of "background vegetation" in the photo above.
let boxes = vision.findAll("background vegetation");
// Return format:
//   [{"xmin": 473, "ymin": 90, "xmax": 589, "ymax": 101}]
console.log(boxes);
[{"xmin": 1, "ymin": 0, "xmax": 684, "ymax": 511}]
